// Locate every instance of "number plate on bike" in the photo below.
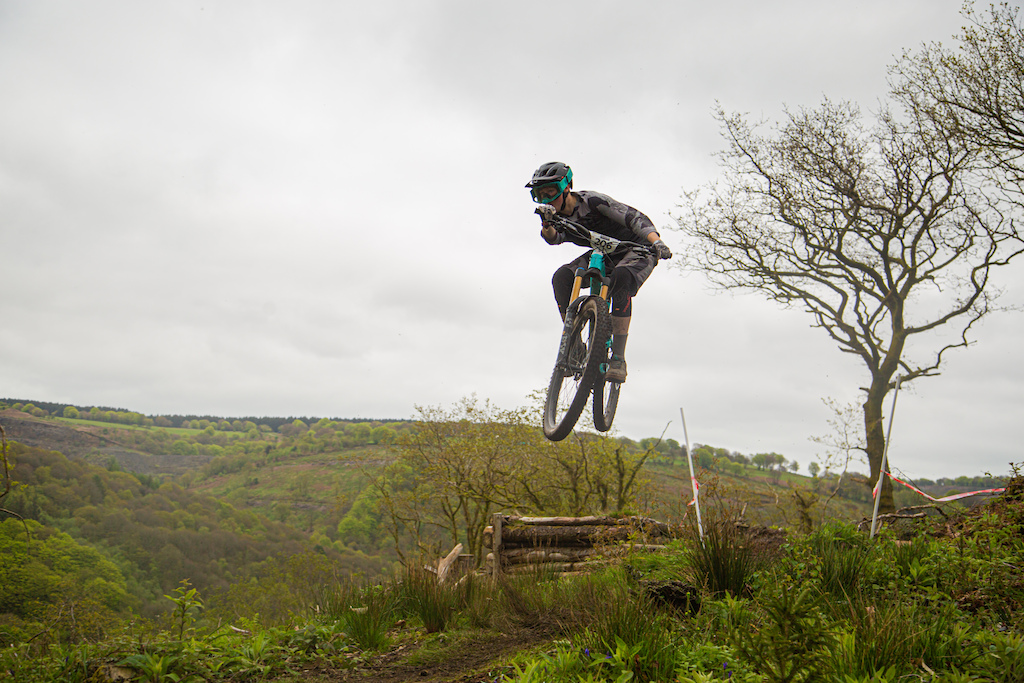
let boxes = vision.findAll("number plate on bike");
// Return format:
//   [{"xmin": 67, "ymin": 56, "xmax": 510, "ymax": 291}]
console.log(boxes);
[{"xmin": 590, "ymin": 234, "xmax": 620, "ymax": 255}]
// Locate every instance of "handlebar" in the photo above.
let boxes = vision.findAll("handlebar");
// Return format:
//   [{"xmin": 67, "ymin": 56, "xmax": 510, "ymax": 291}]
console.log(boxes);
[{"xmin": 535, "ymin": 206, "xmax": 656, "ymax": 256}]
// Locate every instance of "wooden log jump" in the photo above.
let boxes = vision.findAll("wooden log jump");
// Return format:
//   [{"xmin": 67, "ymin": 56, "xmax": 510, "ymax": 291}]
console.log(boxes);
[{"xmin": 485, "ymin": 513, "xmax": 671, "ymax": 577}]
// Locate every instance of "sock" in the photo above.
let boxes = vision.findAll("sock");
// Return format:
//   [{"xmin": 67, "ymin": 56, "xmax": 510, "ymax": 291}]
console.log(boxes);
[{"xmin": 611, "ymin": 334, "xmax": 628, "ymax": 359}]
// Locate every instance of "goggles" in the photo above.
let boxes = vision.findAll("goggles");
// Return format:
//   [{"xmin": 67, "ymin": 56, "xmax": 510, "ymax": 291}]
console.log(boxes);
[{"xmin": 530, "ymin": 178, "xmax": 569, "ymax": 204}]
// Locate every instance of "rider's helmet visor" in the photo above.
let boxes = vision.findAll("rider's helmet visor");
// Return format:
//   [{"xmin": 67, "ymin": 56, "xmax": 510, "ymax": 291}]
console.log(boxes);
[{"xmin": 530, "ymin": 179, "xmax": 568, "ymax": 204}]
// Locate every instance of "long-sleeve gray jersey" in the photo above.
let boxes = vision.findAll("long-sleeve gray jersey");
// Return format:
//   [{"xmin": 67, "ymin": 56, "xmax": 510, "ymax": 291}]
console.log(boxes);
[{"xmin": 544, "ymin": 190, "xmax": 657, "ymax": 247}]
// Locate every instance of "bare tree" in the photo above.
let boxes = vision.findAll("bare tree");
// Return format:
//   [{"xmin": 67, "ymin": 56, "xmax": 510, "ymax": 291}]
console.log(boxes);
[
  {"xmin": 673, "ymin": 99, "xmax": 1024, "ymax": 512},
  {"xmin": 892, "ymin": 1, "xmax": 1024, "ymax": 200},
  {"xmin": 811, "ymin": 398, "xmax": 867, "ymax": 521}
]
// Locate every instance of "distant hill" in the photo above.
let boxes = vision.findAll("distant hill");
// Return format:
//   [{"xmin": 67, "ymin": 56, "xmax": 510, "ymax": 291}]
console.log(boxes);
[
  {"xmin": 0, "ymin": 409, "xmax": 395, "ymax": 619},
  {"xmin": 1, "ymin": 409, "xmax": 211, "ymax": 476},
  {"xmin": 0, "ymin": 397, "xmax": 410, "ymax": 432},
  {"xmin": 2, "ymin": 398, "xmax": 1008, "ymax": 550}
]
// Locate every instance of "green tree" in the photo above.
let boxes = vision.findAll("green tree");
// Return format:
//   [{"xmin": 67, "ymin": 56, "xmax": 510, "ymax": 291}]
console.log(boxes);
[
  {"xmin": 349, "ymin": 422, "xmax": 372, "ymax": 442},
  {"xmin": 171, "ymin": 439, "xmax": 197, "ymax": 456},
  {"xmin": 673, "ymin": 98, "xmax": 1024, "ymax": 512},
  {"xmin": 374, "ymin": 396, "xmax": 653, "ymax": 565},
  {"xmin": 694, "ymin": 445, "xmax": 716, "ymax": 469},
  {"xmin": 62, "ymin": 406, "xmax": 80, "ymax": 419},
  {"xmin": 369, "ymin": 425, "xmax": 396, "ymax": 444},
  {"xmin": 0, "ymin": 519, "xmax": 130, "ymax": 620},
  {"xmin": 336, "ymin": 487, "xmax": 389, "ymax": 550},
  {"xmin": 377, "ymin": 398, "xmax": 533, "ymax": 562}
]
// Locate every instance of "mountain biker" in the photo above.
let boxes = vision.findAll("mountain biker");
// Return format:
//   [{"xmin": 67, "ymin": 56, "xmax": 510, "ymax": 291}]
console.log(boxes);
[{"xmin": 526, "ymin": 161, "xmax": 672, "ymax": 383}]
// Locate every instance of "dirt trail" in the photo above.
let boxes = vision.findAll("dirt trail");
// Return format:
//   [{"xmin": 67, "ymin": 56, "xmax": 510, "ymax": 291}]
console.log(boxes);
[{"xmin": 296, "ymin": 628, "xmax": 553, "ymax": 683}]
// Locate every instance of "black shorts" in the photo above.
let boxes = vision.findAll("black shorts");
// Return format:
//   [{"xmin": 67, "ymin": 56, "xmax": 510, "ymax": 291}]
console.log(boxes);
[{"xmin": 553, "ymin": 247, "xmax": 657, "ymax": 317}]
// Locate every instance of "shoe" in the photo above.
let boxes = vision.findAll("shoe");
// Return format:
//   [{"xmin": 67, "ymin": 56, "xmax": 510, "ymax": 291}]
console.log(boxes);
[{"xmin": 605, "ymin": 356, "xmax": 627, "ymax": 383}]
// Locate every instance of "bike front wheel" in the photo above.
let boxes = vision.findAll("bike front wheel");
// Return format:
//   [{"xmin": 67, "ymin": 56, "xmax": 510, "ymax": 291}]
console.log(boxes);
[{"xmin": 543, "ymin": 297, "xmax": 610, "ymax": 441}]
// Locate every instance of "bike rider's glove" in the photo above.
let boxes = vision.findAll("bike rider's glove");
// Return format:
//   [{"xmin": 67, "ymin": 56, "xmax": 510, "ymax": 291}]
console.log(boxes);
[
  {"xmin": 536, "ymin": 205, "xmax": 562, "ymax": 244},
  {"xmin": 652, "ymin": 239, "xmax": 673, "ymax": 260},
  {"xmin": 535, "ymin": 205, "xmax": 557, "ymax": 221}
]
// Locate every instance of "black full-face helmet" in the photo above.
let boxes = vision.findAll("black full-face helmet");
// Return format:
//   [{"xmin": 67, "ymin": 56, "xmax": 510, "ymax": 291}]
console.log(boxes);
[{"xmin": 526, "ymin": 161, "xmax": 573, "ymax": 204}]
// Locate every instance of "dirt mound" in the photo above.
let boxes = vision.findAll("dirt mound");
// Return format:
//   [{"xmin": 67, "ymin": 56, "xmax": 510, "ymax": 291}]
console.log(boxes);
[{"xmin": 743, "ymin": 524, "xmax": 788, "ymax": 559}]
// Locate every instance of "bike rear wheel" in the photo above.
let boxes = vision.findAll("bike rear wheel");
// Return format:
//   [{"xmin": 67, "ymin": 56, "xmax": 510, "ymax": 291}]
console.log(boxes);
[
  {"xmin": 592, "ymin": 376, "xmax": 621, "ymax": 432},
  {"xmin": 543, "ymin": 297, "xmax": 610, "ymax": 441}
]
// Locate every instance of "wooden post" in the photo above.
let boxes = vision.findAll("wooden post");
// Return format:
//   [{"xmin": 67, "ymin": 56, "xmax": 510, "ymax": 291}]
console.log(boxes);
[
  {"xmin": 491, "ymin": 513, "xmax": 503, "ymax": 578},
  {"xmin": 681, "ymin": 407, "xmax": 704, "ymax": 541},
  {"xmin": 437, "ymin": 543, "xmax": 463, "ymax": 584}
]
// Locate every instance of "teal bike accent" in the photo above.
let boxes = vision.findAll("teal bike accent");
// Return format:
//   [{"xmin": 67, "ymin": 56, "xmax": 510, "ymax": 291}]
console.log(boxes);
[{"xmin": 588, "ymin": 250, "xmax": 606, "ymax": 295}]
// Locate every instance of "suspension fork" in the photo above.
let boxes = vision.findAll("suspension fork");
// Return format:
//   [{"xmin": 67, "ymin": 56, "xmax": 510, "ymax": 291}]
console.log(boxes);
[
  {"xmin": 569, "ymin": 251, "xmax": 610, "ymax": 303},
  {"xmin": 561, "ymin": 252, "xmax": 612, "ymax": 369}
]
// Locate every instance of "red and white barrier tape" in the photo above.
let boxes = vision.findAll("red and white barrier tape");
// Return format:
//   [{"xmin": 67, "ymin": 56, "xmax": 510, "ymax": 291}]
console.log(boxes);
[
  {"xmin": 874, "ymin": 471, "xmax": 1005, "ymax": 502},
  {"xmin": 687, "ymin": 476, "xmax": 699, "ymax": 507}
]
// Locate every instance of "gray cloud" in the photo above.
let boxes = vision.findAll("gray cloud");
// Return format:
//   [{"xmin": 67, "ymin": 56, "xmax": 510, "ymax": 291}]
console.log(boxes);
[{"xmin": 2, "ymin": 0, "xmax": 1019, "ymax": 481}]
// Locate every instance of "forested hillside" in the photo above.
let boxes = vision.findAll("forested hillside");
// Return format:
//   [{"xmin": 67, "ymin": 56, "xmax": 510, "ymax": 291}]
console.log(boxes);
[
  {"xmin": 1, "ymin": 398, "xmax": 1003, "ymax": 587},
  {"xmin": 1, "ymin": 441, "xmax": 390, "ymax": 620},
  {"xmin": 0, "ymin": 398, "xmax": 1014, "ymax": 681},
  {"xmin": 1, "ymin": 400, "xmax": 1006, "ymax": 615}
]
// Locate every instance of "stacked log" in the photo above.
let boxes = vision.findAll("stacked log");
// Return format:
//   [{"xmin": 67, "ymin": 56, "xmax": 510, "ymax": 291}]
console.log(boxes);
[{"xmin": 484, "ymin": 514, "xmax": 670, "ymax": 576}]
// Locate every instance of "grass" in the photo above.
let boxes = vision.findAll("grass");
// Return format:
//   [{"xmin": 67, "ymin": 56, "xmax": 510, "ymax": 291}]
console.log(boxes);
[
  {"xmin": 683, "ymin": 517, "xmax": 761, "ymax": 598},
  {"xmin": 400, "ymin": 564, "xmax": 465, "ymax": 634},
  {"xmin": 52, "ymin": 415, "xmax": 212, "ymax": 436},
  {"xmin": 805, "ymin": 521, "xmax": 874, "ymax": 598},
  {"xmin": 4, "ymin": 477, "xmax": 1023, "ymax": 682}
]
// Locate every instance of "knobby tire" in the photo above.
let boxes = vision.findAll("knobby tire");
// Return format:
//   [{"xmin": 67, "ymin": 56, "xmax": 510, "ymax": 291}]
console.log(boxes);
[
  {"xmin": 592, "ymin": 376, "xmax": 621, "ymax": 432},
  {"xmin": 543, "ymin": 297, "xmax": 611, "ymax": 441}
]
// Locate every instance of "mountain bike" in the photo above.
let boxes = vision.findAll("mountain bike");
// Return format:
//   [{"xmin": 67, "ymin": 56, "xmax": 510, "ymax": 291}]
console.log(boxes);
[{"xmin": 540, "ymin": 209, "xmax": 656, "ymax": 441}]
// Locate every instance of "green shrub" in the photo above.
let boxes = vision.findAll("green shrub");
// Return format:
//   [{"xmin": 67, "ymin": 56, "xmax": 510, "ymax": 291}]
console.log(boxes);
[
  {"xmin": 343, "ymin": 581, "xmax": 398, "ymax": 651},
  {"xmin": 728, "ymin": 585, "xmax": 834, "ymax": 682},
  {"xmin": 500, "ymin": 642, "xmax": 588, "ymax": 683},
  {"xmin": 967, "ymin": 629, "xmax": 1024, "ymax": 681},
  {"xmin": 685, "ymin": 519, "xmax": 760, "ymax": 598},
  {"xmin": 823, "ymin": 590, "xmax": 973, "ymax": 678}
]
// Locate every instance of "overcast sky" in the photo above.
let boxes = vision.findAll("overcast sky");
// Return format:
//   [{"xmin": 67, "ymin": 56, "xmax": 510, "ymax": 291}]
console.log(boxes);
[{"xmin": 2, "ymin": 1, "xmax": 1021, "ymax": 482}]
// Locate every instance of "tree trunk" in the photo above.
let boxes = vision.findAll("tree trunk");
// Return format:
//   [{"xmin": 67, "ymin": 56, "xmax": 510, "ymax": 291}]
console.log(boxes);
[{"xmin": 863, "ymin": 378, "xmax": 894, "ymax": 513}]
